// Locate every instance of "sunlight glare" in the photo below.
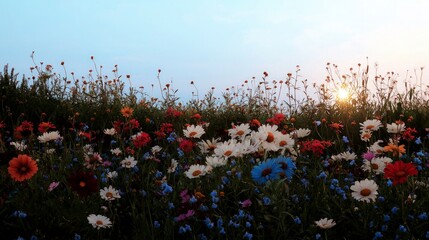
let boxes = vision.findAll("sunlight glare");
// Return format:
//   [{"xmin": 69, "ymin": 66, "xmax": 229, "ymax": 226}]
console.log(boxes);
[{"xmin": 336, "ymin": 87, "xmax": 349, "ymax": 101}]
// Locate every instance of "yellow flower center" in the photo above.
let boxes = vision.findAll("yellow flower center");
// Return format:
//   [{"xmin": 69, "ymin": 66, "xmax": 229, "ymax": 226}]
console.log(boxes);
[
  {"xmin": 224, "ymin": 150, "xmax": 232, "ymax": 156},
  {"xmin": 192, "ymin": 170, "xmax": 202, "ymax": 176},
  {"xmin": 360, "ymin": 188, "xmax": 371, "ymax": 196},
  {"xmin": 236, "ymin": 130, "xmax": 245, "ymax": 136},
  {"xmin": 266, "ymin": 132, "xmax": 275, "ymax": 143}
]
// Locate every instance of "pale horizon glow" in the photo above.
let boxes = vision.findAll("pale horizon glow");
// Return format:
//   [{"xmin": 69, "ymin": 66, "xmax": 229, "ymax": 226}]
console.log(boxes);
[{"xmin": 1, "ymin": 0, "xmax": 429, "ymax": 102}]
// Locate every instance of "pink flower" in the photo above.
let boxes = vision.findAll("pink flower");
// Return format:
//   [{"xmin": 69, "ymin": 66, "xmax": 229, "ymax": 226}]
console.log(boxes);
[
  {"xmin": 240, "ymin": 199, "xmax": 252, "ymax": 208},
  {"xmin": 48, "ymin": 181, "xmax": 60, "ymax": 192}
]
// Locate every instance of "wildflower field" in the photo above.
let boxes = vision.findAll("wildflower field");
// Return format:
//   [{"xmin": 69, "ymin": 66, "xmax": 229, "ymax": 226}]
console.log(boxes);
[{"xmin": 1, "ymin": 60, "xmax": 429, "ymax": 240}]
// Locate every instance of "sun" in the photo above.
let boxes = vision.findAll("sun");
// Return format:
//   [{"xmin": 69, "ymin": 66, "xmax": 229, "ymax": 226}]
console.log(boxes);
[{"xmin": 336, "ymin": 87, "xmax": 349, "ymax": 101}]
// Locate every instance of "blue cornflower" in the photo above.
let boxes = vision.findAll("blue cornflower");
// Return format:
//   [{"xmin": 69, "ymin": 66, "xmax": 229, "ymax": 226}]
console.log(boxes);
[
  {"xmin": 199, "ymin": 205, "xmax": 209, "ymax": 212},
  {"xmin": 177, "ymin": 148, "xmax": 184, "ymax": 157},
  {"xmin": 243, "ymin": 232, "xmax": 253, "ymax": 240},
  {"xmin": 153, "ymin": 220, "xmax": 161, "ymax": 228},
  {"xmin": 168, "ymin": 202, "xmax": 175, "ymax": 209},
  {"xmin": 294, "ymin": 217, "xmax": 302, "ymax": 224},
  {"xmin": 263, "ymin": 196, "xmax": 271, "ymax": 205},
  {"xmin": 189, "ymin": 196, "xmax": 197, "ymax": 204},
  {"xmin": 160, "ymin": 182, "xmax": 173, "ymax": 195},
  {"xmin": 178, "ymin": 226, "xmax": 187, "ymax": 234},
  {"xmin": 387, "ymin": 179, "xmax": 393, "ymax": 187},
  {"xmin": 167, "ymin": 132, "xmax": 177, "ymax": 143},
  {"xmin": 13, "ymin": 210, "xmax": 27, "ymax": 219},
  {"xmin": 251, "ymin": 158, "xmax": 282, "ymax": 185},
  {"xmin": 30, "ymin": 236, "xmax": 38, "ymax": 240},
  {"xmin": 391, "ymin": 207, "xmax": 399, "ymax": 214},
  {"xmin": 301, "ymin": 178, "xmax": 310, "ymax": 188},
  {"xmin": 245, "ymin": 221, "xmax": 252, "ymax": 228},
  {"xmin": 74, "ymin": 233, "xmax": 81, "ymax": 240},
  {"xmin": 342, "ymin": 136, "xmax": 349, "ymax": 143},
  {"xmin": 399, "ymin": 225, "xmax": 407, "ymax": 232},
  {"xmin": 373, "ymin": 231, "xmax": 383, "ymax": 239},
  {"xmin": 204, "ymin": 217, "xmax": 214, "ymax": 229},
  {"xmin": 199, "ymin": 234, "xmax": 208, "ymax": 240},
  {"xmin": 418, "ymin": 212, "xmax": 428, "ymax": 220},
  {"xmin": 383, "ymin": 214, "xmax": 390, "ymax": 222},
  {"xmin": 274, "ymin": 156, "xmax": 296, "ymax": 180},
  {"xmin": 381, "ymin": 224, "xmax": 388, "ymax": 232},
  {"xmin": 317, "ymin": 171, "xmax": 327, "ymax": 179},
  {"xmin": 415, "ymin": 137, "xmax": 422, "ymax": 145},
  {"xmin": 315, "ymin": 233, "xmax": 321, "ymax": 240}
]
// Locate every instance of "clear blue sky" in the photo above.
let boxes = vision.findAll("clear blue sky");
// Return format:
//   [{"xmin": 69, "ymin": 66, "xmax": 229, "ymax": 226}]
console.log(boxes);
[{"xmin": 1, "ymin": 0, "xmax": 428, "ymax": 101}]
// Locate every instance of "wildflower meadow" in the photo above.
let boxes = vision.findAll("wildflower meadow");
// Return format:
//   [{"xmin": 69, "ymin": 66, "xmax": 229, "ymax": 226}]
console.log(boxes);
[{"xmin": 1, "ymin": 59, "xmax": 429, "ymax": 240}]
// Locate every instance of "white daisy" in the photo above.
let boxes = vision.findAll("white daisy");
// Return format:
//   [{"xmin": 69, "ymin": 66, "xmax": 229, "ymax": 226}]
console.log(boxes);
[
  {"xmin": 103, "ymin": 127, "xmax": 117, "ymax": 136},
  {"xmin": 361, "ymin": 158, "xmax": 388, "ymax": 174},
  {"xmin": 83, "ymin": 144, "xmax": 94, "ymax": 154},
  {"xmin": 107, "ymin": 171, "xmax": 118, "ymax": 179},
  {"xmin": 205, "ymin": 156, "xmax": 227, "ymax": 168},
  {"xmin": 151, "ymin": 145, "xmax": 162, "ymax": 154},
  {"xmin": 10, "ymin": 141, "xmax": 27, "ymax": 151},
  {"xmin": 100, "ymin": 185, "xmax": 121, "ymax": 201},
  {"xmin": 350, "ymin": 179, "xmax": 378, "ymax": 203},
  {"xmin": 214, "ymin": 140, "xmax": 239, "ymax": 159},
  {"xmin": 110, "ymin": 148, "xmax": 122, "ymax": 156},
  {"xmin": 360, "ymin": 130, "xmax": 372, "ymax": 142},
  {"xmin": 120, "ymin": 156, "xmax": 137, "ymax": 168},
  {"xmin": 198, "ymin": 138, "xmax": 221, "ymax": 154},
  {"xmin": 252, "ymin": 124, "xmax": 280, "ymax": 152},
  {"xmin": 167, "ymin": 159, "xmax": 178, "ymax": 173},
  {"xmin": 275, "ymin": 132, "xmax": 295, "ymax": 150},
  {"xmin": 386, "ymin": 122, "xmax": 405, "ymax": 134},
  {"xmin": 238, "ymin": 136, "xmax": 260, "ymax": 155},
  {"xmin": 46, "ymin": 148, "xmax": 56, "ymax": 154},
  {"xmin": 315, "ymin": 218, "xmax": 336, "ymax": 229},
  {"xmin": 291, "ymin": 128, "xmax": 311, "ymax": 138},
  {"xmin": 228, "ymin": 123, "xmax": 251, "ymax": 139},
  {"xmin": 339, "ymin": 151, "xmax": 357, "ymax": 161},
  {"xmin": 360, "ymin": 119, "xmax": 383, "ymax": 132},
  {"xmin": 183, "ymin": 125, "xmax": 205, "ymax": 139},
  {"xmin": 38, "ymin": 131, "xmax": 62, "ymax": 143},
  {"xmin": 369, "ymin": 140, "xmax": 384, "ymax": 155},
  {"xmin": 184, "ymin": 164, "xmax": 207, "ymax": 179},
  {"xmin": 87, "ymin": 214, "xmax": 112, "ymax": 229}
]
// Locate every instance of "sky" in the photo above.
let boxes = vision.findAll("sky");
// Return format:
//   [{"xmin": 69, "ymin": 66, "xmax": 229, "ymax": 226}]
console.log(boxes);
[{"xmin": 1, "ymin": 0, "xmax": 429, "ymax": 102}]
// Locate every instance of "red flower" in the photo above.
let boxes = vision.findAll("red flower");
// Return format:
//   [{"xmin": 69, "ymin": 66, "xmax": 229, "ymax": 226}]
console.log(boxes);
[
  {"xmin": 301, "ymin": 140, "xmax": 332, "ymax": 156},
  {"xmin": 160, "ymin": 123, "xmax": 174, "ymax": 134},
  {"xmin": 8, "ymin": 154, "xmax": 38, "ymax": 182},
  {"xmin": 166, "ymin": 107, "xmax": 182, "ymax": 118},
  {"xmin": 266, "ymin": 113, "xmax": 285, "ymax": 125},
  {"xmin": 38, "ymin": 121, "xmax": 56, "ymax": 133},
  {"xmin": 328, "ymin": 122, "xmax": 343, "ymax": 133},
  {"xmin": 384, "ymin": 161, "xmax": 418, "ymax": 185},
  {"xmin": 402, "ymin": 127, "xmax": 417, "ymax": 141},
  {"xmin": 68, "ymin": 171, "xmax": 99, "ymax": 197},
  {"xmin": 179, "ymin": 139, "xmax": 194, "ymax": 154},
  {"xmin": 133, "ymin": 132, "xmax": 151, "ymax": 148},
  {"xmin": 249, "ymin": 119, "xmax": 261, "ymax": 127}
]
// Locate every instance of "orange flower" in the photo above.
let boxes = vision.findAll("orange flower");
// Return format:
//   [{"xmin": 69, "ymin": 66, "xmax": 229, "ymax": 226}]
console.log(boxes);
[
  {"xmin": 383, "ymin": 143, "xmax": 406, "ymax": 157},
  {"xmin": 8, "ymin": 154, "xmax": 38, "ymax": 182},
  {"xmin": 120, "ymin": 107, "xmax": 134, "ymax": 118}
]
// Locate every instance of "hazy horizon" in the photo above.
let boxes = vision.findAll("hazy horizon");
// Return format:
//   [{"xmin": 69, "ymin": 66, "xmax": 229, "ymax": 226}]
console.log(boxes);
[{"xmin": 1, "ymin": 0, "xmax": 428, "ymax": 102}]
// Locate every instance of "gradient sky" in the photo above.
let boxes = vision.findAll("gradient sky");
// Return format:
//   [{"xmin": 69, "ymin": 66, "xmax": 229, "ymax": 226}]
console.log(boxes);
[{"xmin": 1, "ymin": 0, "xmax": 428, "ymax": 102}]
